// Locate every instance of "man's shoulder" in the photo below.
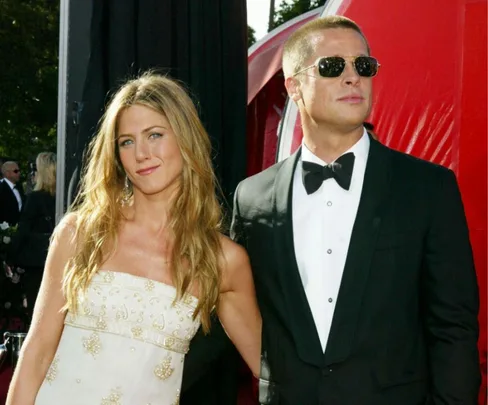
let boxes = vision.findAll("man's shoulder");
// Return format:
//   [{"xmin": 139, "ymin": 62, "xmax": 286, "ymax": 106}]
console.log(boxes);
[
  {"xmin": 0, "ymin": 180, "xmax": 11, "ymax": 194},
  {"xmin": 235, "ymin": 159, "xmax": 288, "ymax": 202},
  {"xmin": 383, "ymin": 143, "xmax": 453, "ymax": 181},
  {"xmin": 238, "ymin": 160, "xmax": 287, "ymax": 191}
]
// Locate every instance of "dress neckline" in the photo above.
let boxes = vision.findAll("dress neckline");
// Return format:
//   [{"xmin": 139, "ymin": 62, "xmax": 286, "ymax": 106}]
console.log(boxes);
[{"xmin": 97, "ymin": 269, "xmax": 199, "ymax": 301}]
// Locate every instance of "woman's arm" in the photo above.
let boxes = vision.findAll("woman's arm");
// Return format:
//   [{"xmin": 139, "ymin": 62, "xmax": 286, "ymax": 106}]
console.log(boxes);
[
  {"xmin": 6, "ymin": 214, "xmax": 77, "ymax": 405},
  {"xmin": 217, "ymin": 236, "xmax": 262, "ymax": 378}
]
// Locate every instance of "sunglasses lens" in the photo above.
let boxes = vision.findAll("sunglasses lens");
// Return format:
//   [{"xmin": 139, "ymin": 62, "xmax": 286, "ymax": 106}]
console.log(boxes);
[
  {"xmin": 354, "ymin": 56, "xmax": 379, "ymax": 77},
  {"xmin": 318, "ymin": 57, "xmax": 346, "ymax": 78}
]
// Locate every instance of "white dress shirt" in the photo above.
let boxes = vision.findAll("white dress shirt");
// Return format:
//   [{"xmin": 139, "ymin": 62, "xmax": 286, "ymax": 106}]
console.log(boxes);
[
  {"xmin": 292, "ymin": 130, "xmax": 370, "ymax": 351},
  {"xmin": 4, "ymin": 177, "xmax": 22, "ymax": 211}
]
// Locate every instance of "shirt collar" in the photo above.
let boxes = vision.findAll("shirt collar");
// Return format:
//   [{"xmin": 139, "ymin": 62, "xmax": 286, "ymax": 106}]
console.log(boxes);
[{"xmin": 301, "ymin": 128, "xmax": 370, "ymax": 165}]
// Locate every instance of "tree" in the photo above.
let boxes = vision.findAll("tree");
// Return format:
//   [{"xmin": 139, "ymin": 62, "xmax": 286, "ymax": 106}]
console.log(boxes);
[
  {"xmin": 272, "ymin": 0, "xmax": 326, "ymax": 30},
  {"xmin": 0, "ymin": 0, "xmax": 59, "ymax": 168},
  {"xmin": 248, "ymin": 25, "xmax": 257, "ymax": 47}
]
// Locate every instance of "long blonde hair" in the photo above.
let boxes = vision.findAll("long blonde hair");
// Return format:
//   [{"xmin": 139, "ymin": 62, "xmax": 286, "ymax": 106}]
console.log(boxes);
[
  {"xmin": 64, "ymin": 73, "xmax": 223, "ymax": 333},
  {"xmin": 34, "ymin": 152, "xmax": 56, "ymax": 195}
]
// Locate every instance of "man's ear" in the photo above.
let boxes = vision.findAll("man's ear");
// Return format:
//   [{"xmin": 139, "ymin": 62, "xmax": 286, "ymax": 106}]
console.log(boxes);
[{"xmin": 284, "ymin": 76, "xmax": 302, "ymax": 103}]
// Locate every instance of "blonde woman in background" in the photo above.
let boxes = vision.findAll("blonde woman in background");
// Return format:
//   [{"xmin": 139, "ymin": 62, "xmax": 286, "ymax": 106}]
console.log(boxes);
[
  {"xmin": 7, "ymin": 152, "xmax": 56, "ymax": 322},
  {"xmin": 6, "ymin": 73, "xmax": 261, "ymax": 405}
]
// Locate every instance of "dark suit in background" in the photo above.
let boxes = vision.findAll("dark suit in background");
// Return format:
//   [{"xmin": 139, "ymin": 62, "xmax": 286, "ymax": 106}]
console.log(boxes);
[
  {"xmin": 8, "ymin": 190, "xmax": 55, "ymax": 311},
  {"xmin": 0, "ymin": 180, "xmax": 23, "ymax": 226},
  {"xmin": 231, "ymin": 138, "xmax": 480, "ymax": 405}
]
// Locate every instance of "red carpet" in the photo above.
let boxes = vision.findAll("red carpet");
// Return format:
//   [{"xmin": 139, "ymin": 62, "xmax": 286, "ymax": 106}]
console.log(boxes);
[{"xmin": 0, "ymin": 366, "xmax": 12, "ymax": 403}]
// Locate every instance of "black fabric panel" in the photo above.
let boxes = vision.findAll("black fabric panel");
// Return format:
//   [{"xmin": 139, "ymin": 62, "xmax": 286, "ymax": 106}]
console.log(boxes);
[{"xmin": 67, "ymin": 0, "xmax": 248, "ymax": 210}]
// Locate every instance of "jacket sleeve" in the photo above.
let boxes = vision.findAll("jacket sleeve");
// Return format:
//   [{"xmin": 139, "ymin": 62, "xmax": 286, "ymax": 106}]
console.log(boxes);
[
  {"xmin": 230, "ymin": 181, "xmax": 245, "ymax": 246},
  {"xmin": 422, "ymin": 169, "xmax": 480, "ymax": 404}
]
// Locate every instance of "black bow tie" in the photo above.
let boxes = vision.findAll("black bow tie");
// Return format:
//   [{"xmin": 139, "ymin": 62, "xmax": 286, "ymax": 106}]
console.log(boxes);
[{"xmin": 302, "ymin": 152, "xmax": 355, "ymax": 194}]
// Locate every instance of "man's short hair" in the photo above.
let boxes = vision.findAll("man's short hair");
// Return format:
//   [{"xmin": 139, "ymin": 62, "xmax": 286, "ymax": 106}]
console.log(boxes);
[
  {"xmin": 1, "ymin": 161, "xmax": 18, "ymax": 177},
  {"xmin": 282, "ymin": 15, "xmax": 369, "ymax": 78}
]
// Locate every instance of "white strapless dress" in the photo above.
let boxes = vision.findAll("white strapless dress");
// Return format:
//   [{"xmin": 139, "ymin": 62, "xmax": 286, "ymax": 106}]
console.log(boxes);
[{"xmin": 35, "ymin": 270, "xmax": 200, "ymax": 405}]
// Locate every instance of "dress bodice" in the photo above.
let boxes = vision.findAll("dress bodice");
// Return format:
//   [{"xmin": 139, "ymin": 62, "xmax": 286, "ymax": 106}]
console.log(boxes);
[{"xmin": 35, "ymin": 270, "xmax": 201, "ymax": 405}]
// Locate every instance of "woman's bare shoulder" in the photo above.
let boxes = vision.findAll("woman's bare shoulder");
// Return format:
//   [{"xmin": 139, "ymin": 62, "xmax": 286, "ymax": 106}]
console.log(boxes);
[
  {"xmin": 52, "ymin": 212, "xmax": 78, "ymax": 244},
  {"xmin": 218, "ymin": 234, "xmax": 250, "ymax": 277}
]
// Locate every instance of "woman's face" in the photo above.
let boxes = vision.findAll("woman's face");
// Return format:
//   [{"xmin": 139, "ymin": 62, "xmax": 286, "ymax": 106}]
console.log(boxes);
[{"xmin": 117, "ymin": 105, "xmax": 183, "ymax": 199}]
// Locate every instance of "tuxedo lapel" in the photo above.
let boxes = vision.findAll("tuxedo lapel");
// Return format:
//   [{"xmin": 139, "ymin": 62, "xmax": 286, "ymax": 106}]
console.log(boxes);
[
  {"xmin": 272, "ymin": 148, "xmax": 324, "ymax": 367},
  {"xmin": 325, "ymin": 139, "xmax": 392, "ymax": 365}
]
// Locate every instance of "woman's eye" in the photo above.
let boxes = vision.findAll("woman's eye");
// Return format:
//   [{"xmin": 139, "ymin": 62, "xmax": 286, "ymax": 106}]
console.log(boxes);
[
  {"xmin": 149, "ymin": 132, "xmax": 163, "ymax": 140},
  {"xmin": 119, "ymin": 139, "xmax": 133, "ymax": 147}
]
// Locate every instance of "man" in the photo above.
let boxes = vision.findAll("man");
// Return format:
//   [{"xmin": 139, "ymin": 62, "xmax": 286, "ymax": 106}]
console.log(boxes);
[
  {"xmin": 231, "ymin": 16, "xmax": 480, "ymax": 405},
  {"xmin": 0, "ymin": 161, "xmax": 24, "ymax": 226}
]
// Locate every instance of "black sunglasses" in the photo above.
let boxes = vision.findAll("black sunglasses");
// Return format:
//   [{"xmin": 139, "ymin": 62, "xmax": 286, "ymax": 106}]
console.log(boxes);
[
  {"xmin": 12, "ymin": 169, "xmax": 20, "ymax": 174},
  {"xmin": 294, "ymin": 56, "xmax": 380, "ymax": 78}
]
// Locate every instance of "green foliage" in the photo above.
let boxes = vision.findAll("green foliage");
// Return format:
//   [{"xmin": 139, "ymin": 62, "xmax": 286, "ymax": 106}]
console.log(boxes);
[
  {"xmin": 272, "ymin": 0, "xmax": 326, "ymax": 29},
  {"xmin": 248, "ymin": 25, "xmax": 257, "ymax": 47},
  {"xmin": 0, "ymin": 0, "xmax": 59, "ymax": 168}
]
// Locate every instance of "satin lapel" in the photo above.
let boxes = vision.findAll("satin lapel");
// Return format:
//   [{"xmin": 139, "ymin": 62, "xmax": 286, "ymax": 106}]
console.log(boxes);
[
  {"xmin": 272, "ymin": 148, "xmax": 324, "ymax": 367},
  {"xmin": 325, "ymin": 139, "xmax": 392, "ymax": 365}
]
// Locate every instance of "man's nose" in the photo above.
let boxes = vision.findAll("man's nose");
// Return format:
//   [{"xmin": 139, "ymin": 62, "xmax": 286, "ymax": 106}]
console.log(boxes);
[{"xmin": 342, "ymin": 61, "xmax": 360, "ymax": 86}]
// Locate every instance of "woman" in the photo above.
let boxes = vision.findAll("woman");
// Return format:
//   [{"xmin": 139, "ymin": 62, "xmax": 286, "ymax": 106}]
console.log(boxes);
[
  {"xmin": 6, "ymin": 73, "xmax": 261, "ymax": 404},
  {"xmin": 7, "ymin": 152, "xmax": 56, "ymax": 319}
]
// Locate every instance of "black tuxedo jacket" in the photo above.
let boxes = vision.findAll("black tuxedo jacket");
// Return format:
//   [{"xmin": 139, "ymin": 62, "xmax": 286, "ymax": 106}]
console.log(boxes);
[
  {"xmin": 0, "ymin": 180, "xmax": 24, "ymax": 226},
  {"xmin": 231, "ymin": 138, "xmax": 480, "ymax": 405}
]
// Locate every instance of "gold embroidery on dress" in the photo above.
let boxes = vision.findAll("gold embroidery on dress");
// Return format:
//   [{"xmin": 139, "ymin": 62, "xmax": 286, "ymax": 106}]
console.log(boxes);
[
  {"xmin": 133, "ymin": 292, "xmax": 143, "ymax": 302},
  {"xmin": 103, "ymin": 271, "xmax": 115, "ymax": 283},
  {"xmin": 101, "ymin": 387, "xmax": 122, "ymax": 405},
  {"xmin": 153, "ymin": 354, "xmax": 174, "ymax": 380},
  {"xmin": 182, "ymin": 294, "xmax": 193, "ymax": 305},
  {"xmin": 131, "ymin": 326, "xmax": 143, "ymax": 338},
  {"xmin": 83, "ymin": 332, "xmax": 101, "ymax": 357},
  {"xmin": 136, "ymin": 311, "xmax": 144, "ymax": 323},
  {"xmin": 65, "ymin": 314, "xmax": 191, "ymax": 354},
  {"xmin": 93, "ymin": 285, "xmax": 103, "ymax": 296},
  {"xmin": 152, "ymin": 315, "xmax": 165, "ymax": 331},
  {"xmin": 164, "ymin": 336, "xmax": 175, "ymax": 349},
  {"xmin": 115, "ymin": 304, "xmax": 128, "ymax": 320},
  {"xmin": 171, "ymin": 389, "xmax": 180, "ymax": 405},
  {"xmin": 96, "ymin": 317, "xmax": 107, "ymax": 330},
  {"xmin": 83, "ymin": 302, "xmax": 92, "ymax": 315},
  {"xmin": 145, "ymin": 280, "xmax": 155, "ymax": 291},
  {"xmin": 45, "ymin": 356, "xmax": 59, "ymax": 383},
  {"xmin": 108, "ymin": 287, "xmax": 121, "ymax": 296}
]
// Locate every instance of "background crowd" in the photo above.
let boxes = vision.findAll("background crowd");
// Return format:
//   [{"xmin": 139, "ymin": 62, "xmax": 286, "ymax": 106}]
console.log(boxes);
[{"xmin": 0, "ymin": 153, "xmax": 56, "ymax": 333}]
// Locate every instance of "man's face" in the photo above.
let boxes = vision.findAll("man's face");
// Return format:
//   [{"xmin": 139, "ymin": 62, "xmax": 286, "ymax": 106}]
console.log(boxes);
[
  {"xmin": 5, "ymin": 164, "xmax": 20, "ymax": 184},
  {"xmin": 290, "ymin": 28, "xmax": 374, "ymax": 131}
]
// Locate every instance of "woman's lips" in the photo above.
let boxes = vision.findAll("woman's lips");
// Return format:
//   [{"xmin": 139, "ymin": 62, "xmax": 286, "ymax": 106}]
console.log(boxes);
[{"xmin": 136, "ymin": 165, "xmax": 160, "ymax": 175}]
